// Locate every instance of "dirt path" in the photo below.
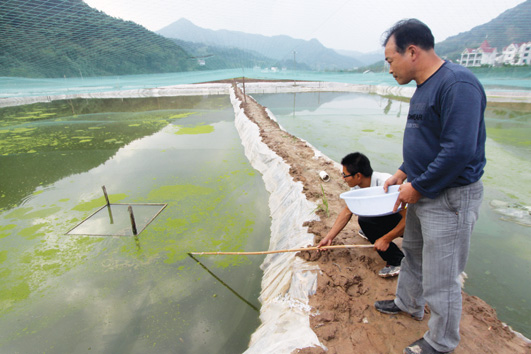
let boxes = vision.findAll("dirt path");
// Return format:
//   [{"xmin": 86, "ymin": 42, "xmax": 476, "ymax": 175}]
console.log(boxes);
[{"xmin": 232, "ymin": 84, "xmax": 530, "ymax": 354}]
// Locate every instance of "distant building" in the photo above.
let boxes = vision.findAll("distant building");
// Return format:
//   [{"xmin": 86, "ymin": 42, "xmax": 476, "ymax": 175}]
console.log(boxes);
[
  {"xmin": 498, "ymin": 42, "xmax": 531, "ymax": 65},
  {"xmin": 520, "ymin": 42, "xmax": 531, "ymax": 65},
  {"xmin": 459, "ymin": 39, "xmax": 531, "ymax": 67},
  {"xmin": 460, "ymin": 40, "xmax": 497, "ymax": 67}
]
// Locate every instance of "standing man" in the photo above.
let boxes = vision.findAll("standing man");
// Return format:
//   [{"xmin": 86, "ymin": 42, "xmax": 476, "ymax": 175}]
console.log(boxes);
[
  {"xmin": 317, "ymin": 152, "xmax": 406, "ymax": 278},
  {"xmin": 374, "ymin": 19, "xmax": 486, "ymax": 354}
]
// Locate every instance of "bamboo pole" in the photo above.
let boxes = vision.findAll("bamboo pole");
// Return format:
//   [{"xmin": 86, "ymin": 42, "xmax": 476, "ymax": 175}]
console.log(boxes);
[{"xmin": 189, "ymin": 244, "xmax": 373, "ymax": 256}]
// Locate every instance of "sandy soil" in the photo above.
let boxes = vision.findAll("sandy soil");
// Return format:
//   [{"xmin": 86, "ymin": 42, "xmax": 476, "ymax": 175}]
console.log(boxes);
[{"xmin": 232, "ymin": 83, "xmax": 531, "ymax": 354}]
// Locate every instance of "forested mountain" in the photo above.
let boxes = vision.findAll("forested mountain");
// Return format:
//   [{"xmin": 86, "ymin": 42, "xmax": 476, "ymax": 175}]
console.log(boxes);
[
  {"xmin": 437, "ymin": 0, "xmax": 531, "ymax": 61},
  {"xmin": 0, "ymin": 0, "xmax": 196, "ymax": 78},
  {"xmin": 2, "ymin": 0, "xmax": 529, "ymax": 78},
  {"xmin": 157, "ymin": 18, "xmax": 364, "ymax": 70}
]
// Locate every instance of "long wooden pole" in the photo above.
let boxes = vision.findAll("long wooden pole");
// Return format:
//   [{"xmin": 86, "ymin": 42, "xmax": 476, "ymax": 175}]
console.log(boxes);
[{"xmin": 190, "ymin": 244, "xmax": 373, "ymax": 256}]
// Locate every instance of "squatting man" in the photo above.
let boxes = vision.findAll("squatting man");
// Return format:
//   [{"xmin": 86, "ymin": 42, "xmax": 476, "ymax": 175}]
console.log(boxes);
[{"xmin": 317, "ymin": 152, "xmax": 406, "ymax": 278}]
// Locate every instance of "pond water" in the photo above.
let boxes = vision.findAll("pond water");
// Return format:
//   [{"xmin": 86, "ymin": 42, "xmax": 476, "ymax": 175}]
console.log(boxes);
[
  {"xmin": 0, "ymin": 96, "xmax": 271, "ymax": 353},
  {"xmin": 253, "ymin": 91, "xmax": 531, "ymax": 338},
  {"xmin": 3, "ymin": 68, "xmax": 530, "ymax": 99}
]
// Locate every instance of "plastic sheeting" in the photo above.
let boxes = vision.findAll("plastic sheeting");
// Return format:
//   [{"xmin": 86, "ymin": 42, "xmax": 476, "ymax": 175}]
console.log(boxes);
[
  {"xmin": 230, "ymin": 88, "xmax": 326, "ymax": 353},
  {"xmin": 0, "ymin": 83, "xmax": 232, "ymax": 108},
  {"xmin": 3, "ymin": 80, "xmax": 529, "ymax": 109}
]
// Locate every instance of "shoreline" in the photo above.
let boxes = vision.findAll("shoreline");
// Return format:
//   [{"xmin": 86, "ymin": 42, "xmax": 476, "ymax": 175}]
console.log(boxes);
[{"xmin": 2, "ymin": 80, "xmax": 531, "ymax": 109}]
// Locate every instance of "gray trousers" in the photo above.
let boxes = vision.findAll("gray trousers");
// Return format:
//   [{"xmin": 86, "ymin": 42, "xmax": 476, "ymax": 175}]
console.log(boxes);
[{"xmin": 394, "ymin": 181, "xmax": 483, "ymax": 352}]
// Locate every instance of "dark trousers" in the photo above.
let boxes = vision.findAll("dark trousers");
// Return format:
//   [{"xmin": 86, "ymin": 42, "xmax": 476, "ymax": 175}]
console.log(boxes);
[{"xmin": 357, "ymin": 213, "xmax": 404, "ymax": 266}]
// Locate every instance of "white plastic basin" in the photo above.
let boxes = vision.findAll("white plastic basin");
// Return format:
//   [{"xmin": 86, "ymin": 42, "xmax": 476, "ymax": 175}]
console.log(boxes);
[{"xmin": 340, "ymin": 185, "xmax": 401, "ymax": 217}]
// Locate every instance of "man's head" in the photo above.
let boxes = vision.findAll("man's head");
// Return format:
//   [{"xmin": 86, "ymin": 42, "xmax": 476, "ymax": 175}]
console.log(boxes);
[
  {"xmin": 383, "ymin": 19, "xmax": 436, "ymax": 85},
  {"xmin": 383, "ymin": 19, "xmax": 434, "ymax": 54},
  {"xmin": 341, "ymin": 152, "xmax": 373, "ymax": 188}
]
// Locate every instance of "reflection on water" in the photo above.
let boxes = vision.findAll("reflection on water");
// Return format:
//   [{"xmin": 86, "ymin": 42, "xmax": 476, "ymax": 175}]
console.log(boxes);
[
  {"xmin": 255, "ymin": 92, "xmax": 531, "ymax": 338},
  {"xmin": 188, "ymin": 254, "xmax": 260, "ymax": 312},
  {"xmin": 0, "ymin": 96, "xmax": 269, "ymax": 353},
  {"xmin": 0, "ymin": 95, "xmax": 226, "ymax": 211}
]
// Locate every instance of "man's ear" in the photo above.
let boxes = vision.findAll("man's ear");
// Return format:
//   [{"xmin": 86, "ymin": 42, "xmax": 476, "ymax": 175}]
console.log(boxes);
[{"xmin": 407, "ymin": 45, "xmax": 419, "ymax": 61}]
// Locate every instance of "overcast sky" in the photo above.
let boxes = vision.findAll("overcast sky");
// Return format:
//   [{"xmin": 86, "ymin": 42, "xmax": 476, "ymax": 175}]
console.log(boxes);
[{"xmin": 84, "ymin": 0, "xmax": 525, "ymax": 53}]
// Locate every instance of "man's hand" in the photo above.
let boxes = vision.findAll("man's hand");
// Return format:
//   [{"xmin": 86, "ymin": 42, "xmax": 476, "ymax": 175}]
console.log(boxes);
[
  {"xmin": 394, "ymin": 182, "xmax": 421, "ymax": 212},
  {"xmin": 384, "ymin": 170, "xmax": 407, "ymax": 192},
  {"xmin": 374, "ymin": 238, "xmax": 390, "ymax": 252},
  {"xmin": 317, "ymin": 236, "xmax": 333, "ymax": 251}
]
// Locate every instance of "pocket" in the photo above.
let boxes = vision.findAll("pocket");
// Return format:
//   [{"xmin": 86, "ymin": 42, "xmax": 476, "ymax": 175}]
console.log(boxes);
[
  {"xmin": 465, "ymin": 182, "xmax": 483, "ymax": 225},
  {"xmin": 443, "ymin": 187, "xmax": 461, "ymax": 214}
]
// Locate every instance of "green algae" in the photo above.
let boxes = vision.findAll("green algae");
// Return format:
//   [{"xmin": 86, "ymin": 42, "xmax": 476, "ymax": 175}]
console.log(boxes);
[
  {"xmin": 169, "ymin": 112, "xmax": 196, "ymax": 119},
  {"xmin": 0, "ymin": 235, "xmax": 104, "ymax": 313},
  {"xmin": 174, "ymin": 124, "xmax": 214, "ymax": 135},
  {"xmin": 0, "ymin": 224, "xmax": 16, "ymax": 239},
  {"xmin": 147, "ymin": 185, "xmax": 213, "ymax": 202},
  {"xmin": 123, "ymin": 181, "xmax": 258, "ymax": 267},
  {"xmin": 72, "ymin": 194, "xmax": 128, "ymax": 212},
  {"xmin": 19, "ymin": 224, "xmax": 46, "ymax": 240},
  {"xmin": 0, "ymin": 281, "xmax": 31, "ymax": 310},
  {"xmin": 0, "ymin": 250, "xmax": 7, "ymax": 264},
  {"xmin": 4, "ymin": 206, "xmax": 61, "ymax": 220}
]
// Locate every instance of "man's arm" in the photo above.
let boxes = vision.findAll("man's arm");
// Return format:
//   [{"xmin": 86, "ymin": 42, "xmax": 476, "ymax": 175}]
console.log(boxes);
[
  {"xmin": 317, "ymin": 205, "xmax": 353, "ymax": 248},
  {"xmin": 374, "ymin": 209, "xmax": 406, "ymax": 251}
]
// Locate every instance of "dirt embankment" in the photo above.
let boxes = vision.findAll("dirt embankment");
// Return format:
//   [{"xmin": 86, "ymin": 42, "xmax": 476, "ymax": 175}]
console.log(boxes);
[{"xmin": 232, "ymin": 83, "xmax": 530, "ymax": 354}]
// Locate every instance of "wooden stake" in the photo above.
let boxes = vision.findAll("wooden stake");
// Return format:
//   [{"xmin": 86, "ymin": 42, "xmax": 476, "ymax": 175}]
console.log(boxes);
[
  {"xmin": 190, "ymin": 244, "xmax": 373, "ymax": 256},
  {"xmin": 102, "ymin": 185, "xmax": 110, "ymax": 205},
  {"xmin": 128, "ymin": 205, "xmax": 138, "ymax": 235},
  {"xmin": 242, "ymin": 76, "xmax": 246, "ymax": 103}
]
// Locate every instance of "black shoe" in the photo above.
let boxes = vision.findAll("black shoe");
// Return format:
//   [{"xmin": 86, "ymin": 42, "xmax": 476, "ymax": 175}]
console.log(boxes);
[
  {"xmin": 403, "ymin": 338, "xmax": 453, "ymax": 354},
  {"xmin": 374, "ymin": 300, "xmax": 423, "ymax": 321}
]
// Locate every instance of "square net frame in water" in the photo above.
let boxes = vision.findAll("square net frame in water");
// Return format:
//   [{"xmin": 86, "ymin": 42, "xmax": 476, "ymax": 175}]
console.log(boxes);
[{"xmin": 66, "ymin": 203, "xmax": 167, "ymax": 236}]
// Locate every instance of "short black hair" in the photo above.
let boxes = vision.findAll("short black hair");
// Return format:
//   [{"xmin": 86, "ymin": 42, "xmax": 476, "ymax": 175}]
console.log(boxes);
[
  {"xmin": 341, "ymin": 152, "xmax": 373, "ymax": 177},
  {"xmin": 382, "ymin": 18, "xmax": 435, "ymax": 54}
]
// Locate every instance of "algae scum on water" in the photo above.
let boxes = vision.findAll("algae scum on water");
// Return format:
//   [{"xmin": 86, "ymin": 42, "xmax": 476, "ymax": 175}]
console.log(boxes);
[{"xmin": 0, "ymin": 95, "xmax": 271, "ymax": 353}]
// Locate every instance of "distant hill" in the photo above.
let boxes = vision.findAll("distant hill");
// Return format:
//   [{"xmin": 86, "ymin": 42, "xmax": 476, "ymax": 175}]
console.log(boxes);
[
  {"xmin": 171, "ymin": 39, "xmax": 311, "ymax": 71},
  {"xmin": 436, "ymin": 0, "xmax": 531, "ymax": 61},
  {"xmin": 0, "ymin": 0, "xmax": 196, "ymax": 78},
  {"xmin": 335, "ymin": 49, "xmax": 384, "ymax": 66},
  {"xmin": 157, "ymin": 18, "xmax": 364, "ymax": 70}
]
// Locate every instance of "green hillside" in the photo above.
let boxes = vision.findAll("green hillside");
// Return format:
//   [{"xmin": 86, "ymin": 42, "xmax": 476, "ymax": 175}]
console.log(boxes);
[{"xmin": 0, "ymin": 0, "xmax": 197, "ymax": 78}]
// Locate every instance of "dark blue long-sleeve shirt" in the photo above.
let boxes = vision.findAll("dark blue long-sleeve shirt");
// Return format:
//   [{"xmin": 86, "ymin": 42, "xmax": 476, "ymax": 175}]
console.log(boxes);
[{"xmin": 399, "ymin": 61, "xmax": 487, "ymax": 199}]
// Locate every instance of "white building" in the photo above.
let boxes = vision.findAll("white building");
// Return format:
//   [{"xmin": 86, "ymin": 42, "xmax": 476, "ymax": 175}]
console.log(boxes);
[
  {"xmin": 499, "ymin": 42, "xmax": 531, "ymax": 65},
  {"xmin": 460, "ymin": 40, "xmax": 498, "ymax": 67},
  {"xmin": 520, "ymin": 42, "xmax": 531, "ymax": 65}
]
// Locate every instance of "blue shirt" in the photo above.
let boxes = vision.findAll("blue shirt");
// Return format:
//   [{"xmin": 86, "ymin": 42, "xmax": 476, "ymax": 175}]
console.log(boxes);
[{"xmin": 399, "ymin": 61, "xmax": 487, "ymax": 198}]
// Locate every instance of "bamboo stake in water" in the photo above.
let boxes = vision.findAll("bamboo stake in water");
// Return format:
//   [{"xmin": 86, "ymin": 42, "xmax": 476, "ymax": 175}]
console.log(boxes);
[{"xmin": 190, "ymin": 244, "xmax": 373, "ymax": 256}]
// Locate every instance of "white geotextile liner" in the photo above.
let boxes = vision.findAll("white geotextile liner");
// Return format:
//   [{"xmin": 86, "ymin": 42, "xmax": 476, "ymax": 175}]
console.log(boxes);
[
  {"xmin": 0, "ymin": 83, "xmax": 232, "ymax": 108},
  {"xmin": 230, "ymin": 88, "xmax": 325, "ymax": 353},
  {"xmin": 3, "ymin": 81, "xmax": 528, "ymax": 109}
]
